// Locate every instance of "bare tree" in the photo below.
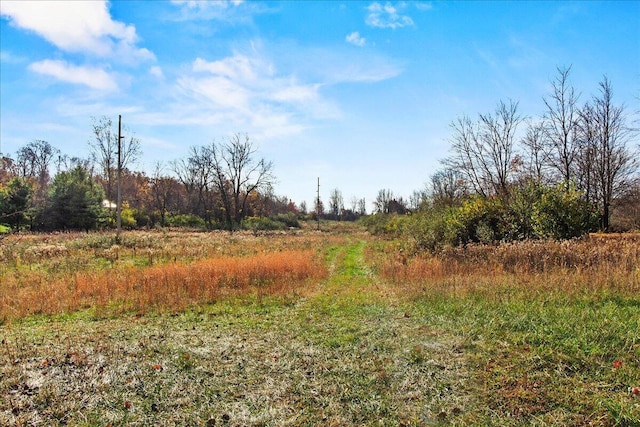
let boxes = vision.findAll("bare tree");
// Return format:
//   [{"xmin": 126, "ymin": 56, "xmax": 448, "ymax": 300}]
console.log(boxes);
[
  {"xmin": 542, "ymin": 66, "xmax": 581, "ymax": 186},
  {"xmin": 408, "ymin": 188, "xmax": 428, "ymax": 211},
  {"xmin": 210, "ymin": 133, "xmax": 274, "ymax": 231},
  {"xmin": 444, "ymin": 100, "xmax": 522, "ymax": 197},
  {"xmin": 357, "ymin": 198, "xmax": 367, "ymax": 216},
  {"xmin": 55, "ymin": 154, "xmax": 91, "ymax": 175},
  {"xmin": 328, "ymin": 188, "xmax": 344, "ymax": 219},
  {"xmin": 349, "ymin": 196, "xmax": 359, "ymax": 214},
  {"xmin": 444, "ymin": 115, "xmax": 485, "ymax": 196},
  {"xmin": 89, "ymin": 116, "xmax": 141, "ymax": 201},
  {"xmin": 15, "ymin": 139, "xmax": 59, "ymax": 207},
  {"xmin": 520, "ymin": 120, "xmax": 549, "ymax": 185},
  {"xmin": 16, "ymin": 140, "xmax": 58, "ymax": 182},
  {"xmin": 0, "ymin": 155, "xmax": 16, "ymax": 185},
  {"xmin": 580, "ymin": 77, "xmax": 638, "ymax": 231},
  {"xmin": 374, "ymin": 188, "xmax": 394, "ymax": 214},
  {"xmin": 172, "ymin": 146, "xmax": 219, "ymax": 225},
  {"xmin": 151, "ymin": 163, "xmax": 177, "ymax": 227},
  {"xmin": 430, "ymin": 168, "xmax": 467, "ymax": 208}
]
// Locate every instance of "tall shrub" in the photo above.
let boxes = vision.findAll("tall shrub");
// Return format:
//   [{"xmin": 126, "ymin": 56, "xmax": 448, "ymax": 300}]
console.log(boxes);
[{"xmin": 531, "ymin": 184, "xmax": 598, "ymax": 239}]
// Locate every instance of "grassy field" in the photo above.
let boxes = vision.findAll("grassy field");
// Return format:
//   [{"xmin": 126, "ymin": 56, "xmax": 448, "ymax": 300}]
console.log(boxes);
[{"xmin": 1, "ymin": 229, "xmax": 639, "ymax": 426}]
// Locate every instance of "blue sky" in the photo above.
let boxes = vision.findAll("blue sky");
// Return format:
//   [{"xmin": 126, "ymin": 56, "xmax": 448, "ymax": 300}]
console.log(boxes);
[{"xmin": 1, "ymin": 1, "xmax": 638, "ymax": 210}]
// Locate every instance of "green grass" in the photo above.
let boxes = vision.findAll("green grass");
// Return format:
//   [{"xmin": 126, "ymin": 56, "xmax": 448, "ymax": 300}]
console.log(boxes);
[
  {"xmin": 2, "ymin": 233, "xmax": 639, "ymax": 425},
  {"xmin": 405, "ymin": 289, "xmax": 640, "ymax": 425}
]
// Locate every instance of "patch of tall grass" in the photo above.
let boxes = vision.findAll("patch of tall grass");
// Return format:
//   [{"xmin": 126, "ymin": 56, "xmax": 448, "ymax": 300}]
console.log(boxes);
[
  {"xmin": 0, "ymin": 230, "xmax": 341, "ymax": 321},
  {"xmin": 374, "ymin": 235, "xmax": 640, "ymax": 300},
  {"xmin": 1, "ymin": 250, "xmax": 325, "ymax": 320}
]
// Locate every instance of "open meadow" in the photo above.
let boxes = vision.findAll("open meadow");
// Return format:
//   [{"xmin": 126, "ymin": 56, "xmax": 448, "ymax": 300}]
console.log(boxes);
[{"xmin": 1, "ymin": 228, "xmax": 639, "ymax": 426}]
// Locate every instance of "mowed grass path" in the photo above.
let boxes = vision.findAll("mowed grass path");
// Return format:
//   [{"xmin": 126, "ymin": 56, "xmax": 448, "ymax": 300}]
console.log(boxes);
[{"xmin": 1, "ymin": 238, "xmax": 470, "ymax": 426}]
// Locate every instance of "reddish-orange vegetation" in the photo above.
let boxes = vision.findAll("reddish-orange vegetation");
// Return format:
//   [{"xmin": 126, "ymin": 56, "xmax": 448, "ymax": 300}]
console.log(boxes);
[{"xmin": 1, "ymin": 250, "xmax": 326, "ymax": 320}]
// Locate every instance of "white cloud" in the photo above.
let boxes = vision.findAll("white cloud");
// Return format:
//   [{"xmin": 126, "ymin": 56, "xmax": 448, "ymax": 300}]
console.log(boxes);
[
  {"xmin": 346, "ymin": 31, "xmax": 366, "ymax": 47},
  {"xmin": 169, "ymin": 40, "xmax": 403, "ymax": 133},
  {"xmin": 366, "ymin": 2, "xmax": 414, "ymax": 29},
  {"xmin": 169, "ymin": 51, "xmax": 341, "ymax": 139},
  {"xmin": 179, "ymin": 73, "xmax": 251, "ymax": 111},
  {"xmin": 123, "ymin": 41, "xmax": 399, "ymax": 142},
  {"xmin": 149, "ymin": 66, "xmax": 164, "ymax": 79},
  {"xmin": 415, "ymin": 2, "xmax": 433, "ymax": 11},
  {"xmin": 267, "ymin": 41, "xmax": 403, "ymax": 86},
  {"xmin": 28, "ymin": 59, "xmax": 118, "ymax": 91},
  {"xmin": 272, "ymin": 84, "xmax": 320, "ymax": 103},
  {"xmin": 0, "ymin": 1, "xmax": 153, "ymax": 61},
  {"xmin": 193, "ymin": 55, "xmax": 263, "ymax": 83},
  {"xmin": 170, "ymin": 0, "xmax": 261, "ymax": 23},
  {"xmin": 186, "ymin": 54, "xmax": 323, "ymax": 109},
  {"xmin": 171, "ymin": 0, "xmax": 244, "ymax": 9},
  {"xmin": 321, "ymin": 55, "xmax": 403, "ymax": 84}
]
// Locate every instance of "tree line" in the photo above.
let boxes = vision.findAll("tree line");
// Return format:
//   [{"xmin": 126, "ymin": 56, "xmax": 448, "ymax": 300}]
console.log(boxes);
[
  {"xmin": 364, "ymin": 67, "xmax": 639, "ymax": 248},
  {"xmin": 0, "ymin": 121, "xmax": 324, "ymax": 232}
]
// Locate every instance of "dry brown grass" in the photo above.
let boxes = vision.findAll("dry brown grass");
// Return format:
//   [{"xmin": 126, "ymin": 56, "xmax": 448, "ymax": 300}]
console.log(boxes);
[
  {"xmin": 0, "ymin": 231, "xmax": 334, "ymax": 321},
  {"xmin": 1, "ymin": 250, "xmax": 325, "ymax": 320},
  {"xmin": 0, "ymin": 229, "xmax": 340, "ymax": 265},
  {"xmin": 373, "ymin": 234, "xmax": 640, "ymax": 299}
]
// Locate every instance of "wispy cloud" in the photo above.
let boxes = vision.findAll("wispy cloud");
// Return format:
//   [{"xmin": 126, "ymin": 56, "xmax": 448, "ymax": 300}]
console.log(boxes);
[
  {"xmin": 149, "ymin": 66, "xmax": 164, "ymax": 79},
  {"xmin": 28, "ymin": 60, "xmax": 118, "ymax": 91},
  {"xmin": 319, "ymin": 54, "xmax": 403, "ymax": 84},
  {"xmin": 551, "ymin": 3, "xmax": 587, "ymax": 25},
  {"xmin": 269, "ymin": 41, "xmax": 403, "ymax": 85},
  {"xmin": 169, "ymin": 0, "xmax": 267, "ymax": 23},
  {"xmin": 171, "ymin": 0, "xmax": 245, "ymax": 9},
  {"xmin": 0, "ymin": 1, "xmax": 154, "ymax": 61},
  {"xmin": 271, "ymin": 84, "xmax": 321, "ymax": 103},
  {"xmin": 165, "ymin": 51, "xmax": 329, "ymax": 138},
  {"xmin": 366, "ymin": 2, "xmax": 414, "ymax": 29},
  {"xmin": 506, "ymin": 36, "xmax": 548, "ymax": 69},
  {"xmin": 162, "ymin": 40, "xmax": 403, "ymax": 136},
  {"xmin": 0, "ymin": 50, "xmax": 27, "ymax": 64},
  {"xmin": 346, "ymin": 31, "xmax": 366, "ymax": 47},
  {"xmin": 415, "ymin": 3, "xmax": 433, "ymax": 12}
]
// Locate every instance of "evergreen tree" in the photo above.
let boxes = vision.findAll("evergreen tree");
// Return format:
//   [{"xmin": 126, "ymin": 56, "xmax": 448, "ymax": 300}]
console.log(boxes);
[
  {"xmin": 0, "ymin": 177, "xmax": 32, "ymax": 231},
  {"xmin": 45, "ymin": 166, "xmax": 105, "ymax": 231}
]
